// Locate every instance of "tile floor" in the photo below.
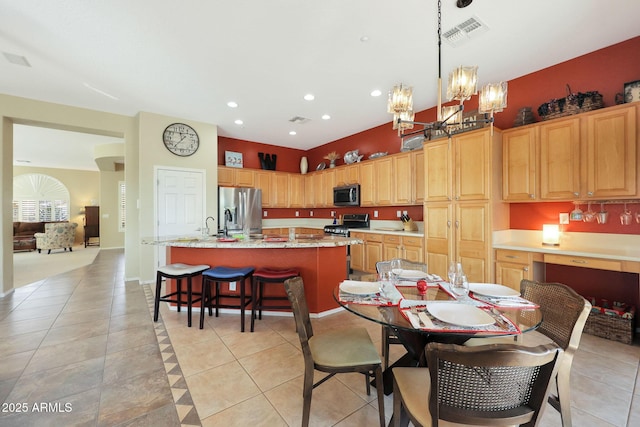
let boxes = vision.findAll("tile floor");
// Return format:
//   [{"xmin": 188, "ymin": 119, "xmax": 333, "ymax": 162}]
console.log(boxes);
[{"xmin": 1, "ymin": 248, "xmax": 639, "ymax": 426}]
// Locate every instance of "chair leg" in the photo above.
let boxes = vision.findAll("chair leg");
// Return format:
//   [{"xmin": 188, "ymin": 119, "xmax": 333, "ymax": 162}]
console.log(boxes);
[
  {"xmin": 240, "ymin": 277, "xmax": 246, "ymax": 332},
  {"xmin": 302, "ymin": 368, "xmax": 314, "ymax": 427},
  {"xmin": 153, "ymin": 272, "xmax": 163, "ymax": 322},
  {"xmin": 382, "ymin": 327, "xmax": 389, "ymax": 370},
  {"xmin": 392, "ymin": 376, "xmax": 410, "ymax": 427},
  {"xmin": 555, "ymin": 369, "xmax": 572, "ymax": 427},
  {"xmin": 200, "ymin": 277, "xmax": 210, "ymax": 329},
  {"xmin": 250, "ymin": 277, "xmax": 258, "ymax": 332},
  {"xmin": 374, "ymin": 366, "xmax": 385, "ymax": 427},
  {"xmin": 175, "ymin": 279, "xmax": 182, "ymax": 312},
  {"xmin": 187, "ymin": 277, "xmax": 193, "ymax": 327}
]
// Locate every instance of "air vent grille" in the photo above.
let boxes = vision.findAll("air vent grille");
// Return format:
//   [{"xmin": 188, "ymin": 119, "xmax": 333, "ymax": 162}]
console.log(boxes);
[
  {"xmin": 443, "ymin": 16, "xmax": 488, "ymax": 47},
  {"xmin": 289, "ymin": 116, "xmax": 311, "ymax": 124}
]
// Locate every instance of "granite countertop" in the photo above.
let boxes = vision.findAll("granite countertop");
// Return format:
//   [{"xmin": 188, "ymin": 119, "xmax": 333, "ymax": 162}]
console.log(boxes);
[{"xmin": 142, "ymin": 235, "xmax": 362, "ymax": 248}]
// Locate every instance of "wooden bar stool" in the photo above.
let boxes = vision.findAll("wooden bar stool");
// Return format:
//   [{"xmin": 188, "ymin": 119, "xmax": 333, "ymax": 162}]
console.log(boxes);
[
  {"xmin": 153, "ymin": 263, "xmax": 210, "ymax": 327},
  {"xmin": 250, "ymin": 267, "xmax": 299, "ymax": 332},
  {"xmin": 200, "ymin": 266, "xmax": 255, "ymax": 331}
]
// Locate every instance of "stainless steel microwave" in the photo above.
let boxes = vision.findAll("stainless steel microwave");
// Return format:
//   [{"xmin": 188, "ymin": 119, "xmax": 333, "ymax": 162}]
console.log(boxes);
[{"xmin": 333, "ymin": 184, "xmax": 360, "ymax": 207}]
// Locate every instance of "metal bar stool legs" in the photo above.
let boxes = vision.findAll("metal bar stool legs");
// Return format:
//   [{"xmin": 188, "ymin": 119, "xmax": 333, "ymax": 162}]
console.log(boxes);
[
  {"xmin": 153, "ymin": 263, "xmax": 210, "ymax": 327},
  {"xmin": 201, "ymin": 266, "xmax": 255, "ymax": 331},
  {"xmin": 250, "ymin": 268, "xmax": 299, "ymax": 332}
]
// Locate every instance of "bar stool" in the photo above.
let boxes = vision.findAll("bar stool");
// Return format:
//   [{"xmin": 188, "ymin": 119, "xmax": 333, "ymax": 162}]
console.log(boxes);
[
  {"xmin": 250, "ymin": 267, "xmax": 299, "ymax": 332},
  {"xmin": 153, "ymin": 263, "xmax": 210, "ymax": 327},
  {"xmin": 200, "ymin": 266, "xmax": 255, "ymax": 331}
]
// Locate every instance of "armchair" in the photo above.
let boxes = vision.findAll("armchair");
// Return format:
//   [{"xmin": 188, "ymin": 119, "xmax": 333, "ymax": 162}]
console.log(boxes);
[{"xmin": 34, "ymin": 222, "xmax": 78, "ymax": 254}]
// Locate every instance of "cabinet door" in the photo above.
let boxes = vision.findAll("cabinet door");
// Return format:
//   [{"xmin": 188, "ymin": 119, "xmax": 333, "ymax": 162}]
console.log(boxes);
[
  {"xmin": 424, "ymin": 141, "xmax": 452, "ymax": 202},
  {"xmin": 383, "ymin": 235, "xmax": 402, "ymax": 260},
  {"xmin": 270, "ymin": 173, "xmax": 289, "ymax": 208},
  {"xmin": 393, "ymin": 153, "xmax": 413, "ymax": 205},
  {"xmin": 359, "ymin": 162, "xmax": 375, "ymax": 206},
  {"xmin": 424, "ymin": 203, "xmax": 453, "ymax": 280},
  {"xmin": 495, "ymin": 262, "xmax": 531, "ymax": 291},
  {"xmin": 375, "ymin": 157, "xmax": 393, "ymax": 205},
  {"xmin": 289, "ymin": 174, "xmax": 305, "ymax": 208},
  {"xmin": 456, "ymin": 202, "xmax": 490, "ymax": 283},
  {"xmin": 321, "ymin": 169, "xmax": 336, "ymax": 207},
  {"xmin": 455, "ymin": 130, "xmax": 491, "ymax": 201},
  {"xmin": 503, "ymin": 127, "xmax": 537, "ymax": 201},
  {"xmin": 402, "ymin": 236, "xmax": 424, "ymax": 263},
  {"xmin": 584, "ymin": 105, "xmax": 637, "ymax": 198},
  {"xmin": 235, "ymin": 169, "xmax": 255, "ymax": 187},
  {"xmin": 539, "ymin": 118, "xmax": 581, "ymax": 199},
  {"xmin": 310, "ymin": 173, "xmax": 323, "ymax": 207},
  {"xmin": 413, "ymin": 150, "xmax": 425, "ymax": 204},
  {"xmin": 218, "ymin": 167, "xmax": 235, "ymax": 186},
  {"xmin": 254, "ymin": 171, "xmax": 272, "ymax": 207},
  {"xmin": 350, "ymin": 231, "xmax": 365, "ymax": 272},
  {"xmin": 365, "ymin": 241, "xmax": 383, "ymax": 273}
]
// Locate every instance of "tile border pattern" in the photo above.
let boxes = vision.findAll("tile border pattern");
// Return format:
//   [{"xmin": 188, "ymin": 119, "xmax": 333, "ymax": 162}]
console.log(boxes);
[{"xmin": 143, "ymin": 284, "xmax": 202, "ymax": 426}]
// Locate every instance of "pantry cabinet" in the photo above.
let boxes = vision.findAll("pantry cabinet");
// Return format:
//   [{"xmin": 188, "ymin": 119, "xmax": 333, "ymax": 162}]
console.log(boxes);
[{"xmin": 424, "ymin": 128, "xmax": 507, "ymax": 283}]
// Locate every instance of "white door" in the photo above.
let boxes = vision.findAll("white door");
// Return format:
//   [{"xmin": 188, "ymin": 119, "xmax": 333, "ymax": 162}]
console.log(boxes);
[{"xmin": 156, "ymin": 167, "xmax": 205, "ymax": 267}]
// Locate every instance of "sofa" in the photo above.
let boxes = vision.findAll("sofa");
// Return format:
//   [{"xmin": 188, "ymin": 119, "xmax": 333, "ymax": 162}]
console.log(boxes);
[
  {"xmin": 34, "ymin": 222, "xmax": 78, "ymax": 254},
  {"xmin": 13, "ymin": 221, "xmax": 46, "ymax": 251}
]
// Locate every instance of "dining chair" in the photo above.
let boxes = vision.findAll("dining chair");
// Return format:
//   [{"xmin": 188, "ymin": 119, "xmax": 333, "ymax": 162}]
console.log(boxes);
[
  {"xmin": 376, "ymin": 259, "xmax": 428, "ymax": 369},
  {"xmin": 284, "ymin": 277, "xmax": 385, "ymax": 427},
  {"xmin": 464, "ymin": 280, "xmax": 591, "ymax": 427},
  {"xmin": 392, "ymin": 342, "xmax": 562, "ymax": 427}
]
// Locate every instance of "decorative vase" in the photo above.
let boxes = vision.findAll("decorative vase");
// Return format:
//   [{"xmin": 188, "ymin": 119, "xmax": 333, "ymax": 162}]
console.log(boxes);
[
  {"xmin": 300, "ymin": 156, "xmax": 308, "ymax": 174},
  {"xmin": 329, "ymin": 160, "xmax": 336, "ymax": 168}
]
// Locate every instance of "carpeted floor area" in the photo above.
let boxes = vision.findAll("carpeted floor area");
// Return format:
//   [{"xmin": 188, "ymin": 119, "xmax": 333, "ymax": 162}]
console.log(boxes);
[{"xmin": 13, "ymin": 245, "xmax": 100, "ymax": 288}]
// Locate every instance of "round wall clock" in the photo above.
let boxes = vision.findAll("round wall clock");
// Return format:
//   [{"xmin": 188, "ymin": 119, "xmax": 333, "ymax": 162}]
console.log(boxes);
[{"xmin": 162, "ymin": 123, "xmax": 199, "ymax": 156}]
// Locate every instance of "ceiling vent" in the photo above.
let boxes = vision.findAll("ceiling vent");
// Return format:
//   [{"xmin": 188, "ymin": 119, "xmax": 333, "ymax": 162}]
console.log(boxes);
[
  {"xmin": 3, "ymin": 52, "xmax": 31, "ymax": 67},
  {"xmin": 288, "ymin": 116, "xmax": 311, "ymax": 124},
  {"xmin": 443, "ymin": 16, "xmax": 488, "ymax": 47}
]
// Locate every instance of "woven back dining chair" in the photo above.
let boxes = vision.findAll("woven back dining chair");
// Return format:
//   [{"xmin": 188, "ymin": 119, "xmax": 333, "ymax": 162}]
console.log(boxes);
[
  {"xmin": 376, "ymin": 259, "xmax": 428, "ymax": 369},
  {"xmin": 392, "ymin": 342, "xmax": 562, "ymax": 427},
  {"xmin": 284, "ymin": 277, "xmax": 385, "ymax": 427},
  {"xmin": 520, "ymin": 280, "xmax": 592, "ymax": 427}
]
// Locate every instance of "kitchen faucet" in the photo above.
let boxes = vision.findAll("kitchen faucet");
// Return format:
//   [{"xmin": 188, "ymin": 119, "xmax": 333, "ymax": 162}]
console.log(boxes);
[{"xmin": 223, "ymin": 209, "xmax": 232, "ymax": 236}]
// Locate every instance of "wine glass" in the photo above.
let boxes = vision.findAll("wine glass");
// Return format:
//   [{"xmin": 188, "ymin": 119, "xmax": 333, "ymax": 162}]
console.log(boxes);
[
  {"xmin": 390, "ymin": 258, "xmax": 402, "ymax": 282},
  {"xmin": 447, "ymin": 261, "xmax": 456, "ymax": 284},
  {"xmin": 450, "ymin": 273, "xmax": 469, "ymax": 298}
]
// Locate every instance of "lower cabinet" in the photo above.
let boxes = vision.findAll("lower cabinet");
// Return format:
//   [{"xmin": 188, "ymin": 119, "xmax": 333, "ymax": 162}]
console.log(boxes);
[{"xmin": 494, "ymin": 249, "xmax": 543, "ymax": 291}]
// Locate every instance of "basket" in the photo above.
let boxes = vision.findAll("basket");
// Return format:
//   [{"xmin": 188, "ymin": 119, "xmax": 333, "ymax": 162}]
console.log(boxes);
[
  {"xmin": 583, "ymin": 297, "xmax": 635, "ymax": 344},
  {"xmin": 537, "ymin": 85, "xmax": 604, "ymax": 121}
]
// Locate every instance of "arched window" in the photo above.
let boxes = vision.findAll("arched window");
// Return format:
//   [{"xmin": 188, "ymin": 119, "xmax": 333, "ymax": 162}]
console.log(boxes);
[{"xmin": 13, "ymin": 174, "xmax": 70, "ymax": 222}]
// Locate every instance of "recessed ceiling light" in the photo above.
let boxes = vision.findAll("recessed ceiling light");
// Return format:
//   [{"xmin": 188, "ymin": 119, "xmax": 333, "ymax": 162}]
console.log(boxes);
[
  {"xmin": 360, "ymin": 36, "xmax": 370, "ymax": 42},
  {"xmin": 322, "ymin": 114, "xmax": 331, "ymax": 120},
  {"xmin": 289, "ymin": 131, "xmax": 297, "ymax": 136},
  {"xmin": 370, "ymin": 89, "xmax": 382, "ymax": 97},
  {"xmin": 227, "ymin": 101, "xmax": 238, "ymax": 108},
  {"xmin": 304, "ymin": 94, "xmax": 315, "ymax": 101},
  {"xmin": 234, "ymin": 119, "xmax": 243, "ymax": 125}
]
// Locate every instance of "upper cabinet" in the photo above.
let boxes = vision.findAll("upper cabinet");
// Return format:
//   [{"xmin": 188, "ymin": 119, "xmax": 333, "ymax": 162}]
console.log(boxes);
[
  {"xmin": 502, "ymin": 103, "xmax": 638, "ymax": 201},
  {"xmin": 218, "ymin": 166, "xmax": 255, "ymax": 187}
]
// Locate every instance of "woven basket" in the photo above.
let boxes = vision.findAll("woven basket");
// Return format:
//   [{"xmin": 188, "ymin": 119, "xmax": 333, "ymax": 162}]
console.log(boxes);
[
  {"xmin": 537, "ymin": 85, "xmax": 604, "ymax": 121},
  {"xmin": 583, "ymin": 299, "xmax": 635, "ymax": 344}
]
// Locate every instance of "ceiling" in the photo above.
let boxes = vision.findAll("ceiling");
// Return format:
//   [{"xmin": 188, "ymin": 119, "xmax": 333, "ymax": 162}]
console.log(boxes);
[{"xmin": 2, "ymin": 0, "xmax": 639, "ymax": 171}]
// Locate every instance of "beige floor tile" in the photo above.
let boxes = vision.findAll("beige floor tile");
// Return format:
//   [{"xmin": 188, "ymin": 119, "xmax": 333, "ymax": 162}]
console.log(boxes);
[
  {"xmin": 221, "ymin": 328, "xmax": 287, "ymax": 359},
  {"xmin": 572, "ymin": 346, "xmax": 638, "ymax": 391},
  {"xmin": 0, "ymin": 316, "xmax": 56, "ymax": 338},
  {"xmin": 0, "ymin": 329, "xmax": 47, "ymax": 358},
  {"xmin": 0, "ymin": 350, "xmax": 35, "ymax": 381},
  {"xmin": 173, "ymin": 336, "xmax": 236, "ymax": 378},
  {"xmin": 239, "ymin": 342, "xmax": 304, "ymax": 391},
  {"xmin": 185, "ymin": 360, "xmax": 261, "ymax": 419},
  {"xmin": 570, "ymin": 370, "xmax": 633, "ymax": 426},
  {"xmin": 201, "ymin": 394, "xmax": 287, "ymax": 427},
  {"xmin": 39, "ymin": 318, "xmax": 110, "ymax": 348},
  {"xmin": 23, "ymin": 333, "xmax": 108, "ymax": 375}
]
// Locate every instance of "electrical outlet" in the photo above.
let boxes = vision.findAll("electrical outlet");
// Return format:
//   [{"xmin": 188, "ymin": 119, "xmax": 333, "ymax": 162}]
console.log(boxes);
[
  {"xmin": 374, "ymin": 210, "xmax": 378, "ymax": 218},
  {"xmin": 331, "ymin": 211, "xmax": 336, "ymax": 217},
  {"xmin": 229, "ymin": 281, "xmax": 236, "ymax": 291},
  {"xmin": 263, "ymin": 211, "xmax": 268, "ymax": 217},
  {"xmin": 310, "ymin": 211, "xmax": 314, "ymax": 217},
  {"xmin": 403, "ymin": 210, "xmax": 408, "ymax": 216},
  {"xmin": 295, "ymin": 211, "xmax": 299, "ymax": 217},
  {"xmin": 396, "ymin": 210, "xmax": 402, "ymax": 218},
  {"xmin": 559, "ymin": 213, "xmax": 569, "ymax": 224}
]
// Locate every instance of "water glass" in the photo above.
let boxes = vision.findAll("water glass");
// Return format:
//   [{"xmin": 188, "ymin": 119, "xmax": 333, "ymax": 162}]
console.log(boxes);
[
  {"xmin": 450, "ymin": 274, "xmax": 469, "ymax": 298},
  {"xmin": 447, "ymin": 261, "xmax": 456, "ymax": 284}
]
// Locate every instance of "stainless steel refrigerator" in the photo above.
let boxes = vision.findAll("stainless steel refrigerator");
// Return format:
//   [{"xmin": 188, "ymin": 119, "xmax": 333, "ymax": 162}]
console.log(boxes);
[{"xmin": 218, "ymin": 187, "xmax": 262, "ymax": 235}]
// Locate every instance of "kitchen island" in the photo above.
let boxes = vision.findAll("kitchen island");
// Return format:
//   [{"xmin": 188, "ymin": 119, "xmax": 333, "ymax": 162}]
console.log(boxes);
[{"xmin": 142, "ymin": 235, "xmax": 362, "ymax": 314}]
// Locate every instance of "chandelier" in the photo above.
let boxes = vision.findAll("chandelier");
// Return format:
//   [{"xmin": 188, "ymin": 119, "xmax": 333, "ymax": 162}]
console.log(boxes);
[{"xmin": 390, "ymin": 0, "xmax": 507, "ymax": 140}]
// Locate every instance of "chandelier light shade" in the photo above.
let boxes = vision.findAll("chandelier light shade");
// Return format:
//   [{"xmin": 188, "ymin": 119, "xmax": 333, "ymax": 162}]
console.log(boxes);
[
  {"xmin": 441, "ymin": 105, "xmax": 463, "ymax": 128},
  {"xmin": 393, "ymin": 110, "xmax": 415, "ymax": 134},
  {"xmin": 478, "ymin": 81, "xmax": 508, "ymax": 114},
  {"xmin": 447, "ymin": 65, "xmax": 478, "ymax": 102},
  {"xmin": 387, "ymin": 83, "xmax": 413, "ymax": 114}
]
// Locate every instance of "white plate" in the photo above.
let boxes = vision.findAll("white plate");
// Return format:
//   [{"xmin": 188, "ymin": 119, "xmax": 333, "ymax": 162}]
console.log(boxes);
[
  {"xmin": 468, "ymin": 283, "xmax": 520, "ymax": 298},
  {"xmin": 427, "ymin": 303, "xmax": 495, "ymax": 327},
  {"xmin": 392, "ymin": 269, "xmax": 428, "ymax": 281},
  {"xmin": 339, "ymin": 281, "xmax": 380, "ymax": 295}
]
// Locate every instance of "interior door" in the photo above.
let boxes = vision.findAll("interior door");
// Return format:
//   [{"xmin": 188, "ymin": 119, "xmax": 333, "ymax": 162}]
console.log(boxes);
[{"xmin": 156, "ymin": 168, "xmax": 205, "ymax": 267}]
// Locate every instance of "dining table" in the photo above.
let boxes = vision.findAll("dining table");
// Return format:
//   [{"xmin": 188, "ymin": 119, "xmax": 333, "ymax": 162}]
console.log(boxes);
[{"xmin": 334, "ymin": 276, "xmax": 543, "ymax": 394}]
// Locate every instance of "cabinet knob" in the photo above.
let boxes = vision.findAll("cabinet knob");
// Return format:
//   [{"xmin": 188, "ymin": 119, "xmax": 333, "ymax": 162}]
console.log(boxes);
[
  {"xmin": 587, "ymin": 191, "xmax": 594, "ymax": 197},
  {"xmin": 447, "ymin": 220, "xmax": 452, "ymax": 228},
  {"xmin": 573, "ymin": 192, "xmax": 580, "ymax": 197},
  {"xmin": 455, "ymin": 220, "xmax": 460, "ymax": 229},
  {"xmin": 523, "ymin": 267, "xmax": 529, "ymax": 272},
  {"xmin": 529, "ymin": 194, "xmax": 535, "ymax": 199}
]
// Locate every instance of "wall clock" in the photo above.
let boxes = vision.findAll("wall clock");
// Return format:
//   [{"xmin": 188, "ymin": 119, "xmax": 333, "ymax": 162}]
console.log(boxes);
[{"xmin": 162, "ymin": 123, "xmax": 199, "ymax": 156}]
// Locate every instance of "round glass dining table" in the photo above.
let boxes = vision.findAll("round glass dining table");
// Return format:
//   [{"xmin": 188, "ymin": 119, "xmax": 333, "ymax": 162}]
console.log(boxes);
[{"xmin": 333, "ymin": 283, "xmax": 543, "ymax": 394}]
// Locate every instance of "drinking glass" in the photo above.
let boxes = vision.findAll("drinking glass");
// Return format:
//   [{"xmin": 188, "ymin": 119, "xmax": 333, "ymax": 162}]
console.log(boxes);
[
  {"xmin": 390, "ymin": 259, "xmax": 402, "ymax": 282},
  {"xmin": 450, "ymin": 273, "xmax": 469, "ymax": 297},
  {"xmin": 447, "ymin": 261, "xmax": 456, "ymax": 284}
]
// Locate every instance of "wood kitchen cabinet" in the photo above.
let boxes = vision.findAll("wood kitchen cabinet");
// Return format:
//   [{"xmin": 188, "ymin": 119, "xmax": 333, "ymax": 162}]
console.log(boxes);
[
  {"xmin": 350, "ymin": 231, "xmax": 366, "ymax": 272},
  {"xmin": 270, "ymin": 172, "xmax": 289, "ymax": 208},
  {"xmin": 382, "ymin": 235, "xmax": 402, "ymax": 260},
  {"xmin": 393, "ymin": 151, "xmax": 424, "ymax": 205},
  {"xmin": 217, "ymin": 166, "xmax": 256, "ymax": 187},
  {"xmin": 364, "ymin": 233, "xmax": 383, "ymax": 273},
  {"xmin": 502, "ymin": 126, "xmax": 538, "ymax": 201},
  {"xmin": 303, "ymin": 173, "xmax": 315, "ymax": 207},
  {"xmin": 424, "ymin": 128, "xmax": 507, "ymax": 283},
  {"xmin": 382, "ymin": 234, "xmax": 423, "ymax": 262},
  {"xmin": 494, "ymin": 249, "xmax": 543, "ymax": 291},
  {"xmin": 335, "ymin": 163, "xmax": 359, "ymax": 186},
  {"xmin": 254, "ymin": 171, "xmax": 273, "ymax": 207},
  {"xmin": 288, "ymin": 174, "xmax": 305, "ymax": 208},
  {"xmin": 502, "ymin": 103, "xmax": 638, "ymax": 201},
  {"xmin": 360, "ymin": 157, "xmax": 393, "ymax": 206}
]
